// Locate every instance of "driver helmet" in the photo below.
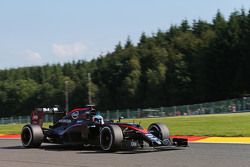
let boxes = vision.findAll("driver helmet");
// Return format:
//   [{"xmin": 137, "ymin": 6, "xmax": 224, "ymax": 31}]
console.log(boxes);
[{"xmin": 92, "ymin": 114, "xmax": 104, "ymax": 124}]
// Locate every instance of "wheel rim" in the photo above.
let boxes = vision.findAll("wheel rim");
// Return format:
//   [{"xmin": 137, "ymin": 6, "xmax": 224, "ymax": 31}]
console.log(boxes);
[
  {"xmin": 149, "ymin": 125, "xmax": 162, "ymax": 139},
  {"xmin": 21, "ymin": 126, "xmax": 32, "ymax": 147},
  {"xmin": 100, "ymin": 127, "xmax": 113, "ymax": 151}
]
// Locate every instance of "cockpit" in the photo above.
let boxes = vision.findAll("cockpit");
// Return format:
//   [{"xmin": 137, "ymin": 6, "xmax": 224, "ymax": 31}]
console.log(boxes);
[{"xmin": 91, "ymin": 114, "xmax": 104, "ymax": 124}]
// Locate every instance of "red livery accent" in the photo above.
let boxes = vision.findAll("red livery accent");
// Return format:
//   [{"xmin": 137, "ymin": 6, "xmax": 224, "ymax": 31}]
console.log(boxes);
[{"xmin": 118, "ymin": 124, "xmax": 148, "ymax": 133}]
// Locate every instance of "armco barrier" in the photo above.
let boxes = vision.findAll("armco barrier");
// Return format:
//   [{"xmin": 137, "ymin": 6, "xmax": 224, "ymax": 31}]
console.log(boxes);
[
  {"xmin": 102, "ymin": 97, "xmax": 250, "ymax": 120},
  {"xmin": 0, "ymin": 114, "xmax": 53, "ymax": 125},
  {"xmin": 1, "ymin": 97, "xmax": 250, "ymax": 124}
]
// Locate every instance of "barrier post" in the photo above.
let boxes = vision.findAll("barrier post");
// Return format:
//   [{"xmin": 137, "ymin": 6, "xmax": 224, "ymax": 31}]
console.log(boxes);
[
  {"xmin": 139, "ymin": 108, "xmax": 142, "ymax": 118},
  {"xmin": 27, "ymin": 116, "xmax": 30, "ymax": 123},
  {"xmin": 173, "ymin": 106, "xmax": 177, "ymax": 116},
  {"xmin": 19, "ymin": 116, "xmax": 21, "ymax": 124},
  {"xmin": 127, "ymin": 109, "xmax": 130, "ymax": 119},
  {"xmin": 106, "ymin": 110, "xmax": 110, "ymax": 120},
  {"xmin": 116, "ymin": 110, "xmax": 119, "ymax": 120}
]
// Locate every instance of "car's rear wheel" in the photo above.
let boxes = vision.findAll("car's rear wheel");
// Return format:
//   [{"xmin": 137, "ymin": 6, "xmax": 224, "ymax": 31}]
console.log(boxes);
[
  {"xmin": 148, "ymin": 123, "xmax": 169, "ymax": 140},
  {"xmin": 100, "ymin": 125, "xmax": 123, "ymax": 152},
  {"xmin": 21, "ymin": 124, "xmax": 44, "ymax": 148}
]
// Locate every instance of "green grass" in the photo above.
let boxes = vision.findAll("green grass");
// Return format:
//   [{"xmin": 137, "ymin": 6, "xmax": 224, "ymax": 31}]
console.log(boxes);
[
  {"xmin": 0, "ymin": 123, "xmax": 51, "ymax": 135},
  {"xmin": 124, "ymin": 112, "xmax": 250, "ymax": 137},
  {"xmin": 0, "ymin": 124, "xmax": 24, "ymax": 135},
  {"xmin": 1, "ymin": 113, "xmax": 250, "ymax": 137}
]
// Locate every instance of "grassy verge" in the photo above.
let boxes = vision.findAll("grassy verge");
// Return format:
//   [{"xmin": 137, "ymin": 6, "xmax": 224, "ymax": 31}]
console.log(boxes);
[
  {"xmin": 124, "ymin": 112, "xmax": 250, "ymax": 137},
  {"xmin": 1, "ymin": 112, "xmax": 250, "ymax": 136},
  {"xmin": 0, "ymin": 124, "xmax": 24, "ymax": 135},
  {"xmin": 0, "ymin": 123, "xmax": 51, "ymax": 135}
]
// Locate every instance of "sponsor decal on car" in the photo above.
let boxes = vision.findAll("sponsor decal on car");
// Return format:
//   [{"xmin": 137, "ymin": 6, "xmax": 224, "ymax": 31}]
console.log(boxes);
[
  {"xmin": 145, "ymin": 133, "xmax": 162, "ymax": 144},
  {"xmin": 71, "ymin": 111, "xmax": 79, "ymax": 119},
  {"xmin": 58, "ymin": 119, "xmax": 72, "ymax": 124},
  {"xmin": 130, "ymin": 141, "xmax": 138, "ymax": 147},
  {"xmin": 77, "ymin": 120, "xmax": 83, "ymax": 123}
]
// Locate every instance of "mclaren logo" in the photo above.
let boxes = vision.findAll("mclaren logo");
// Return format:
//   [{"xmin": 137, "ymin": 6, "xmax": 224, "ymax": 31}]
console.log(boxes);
[{"xmin": 71, "ymin": 111, "xmax": 79, "ymax": 119}]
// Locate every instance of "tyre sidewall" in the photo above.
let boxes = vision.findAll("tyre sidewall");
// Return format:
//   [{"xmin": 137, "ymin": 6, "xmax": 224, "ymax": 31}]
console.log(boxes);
[
  {"xmin": 21, "ymin": 125, "xmax": 33, "ymax": 147},
  {"xmin": 100, "ymin": 126, "xmax": 113, "ymax": 151},
  {"xmin": 148, "ymin": 123, "xmax": 170, "ymax": 140},
  {"xmin": 100, "ymin": 125, "xmax": 123, "ymax": 152},
  {"xmin": 21, "ymin": 124, "xmax": 43, "ymax": 148}
]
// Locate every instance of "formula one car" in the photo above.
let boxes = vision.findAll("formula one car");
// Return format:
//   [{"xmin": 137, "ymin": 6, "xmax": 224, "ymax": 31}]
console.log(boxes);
[{"xmin": 21, "ymin": 105, "xmax": 188, "ymax": 151}]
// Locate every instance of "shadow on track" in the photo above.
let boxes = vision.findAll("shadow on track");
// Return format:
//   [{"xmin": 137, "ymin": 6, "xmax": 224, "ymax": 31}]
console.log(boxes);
[
  {"xmin": 0, "ymin": 144, "xmax": 84, "ymax": 151},
  {"xmin": 1, "ymin": 144, "xmax": 185, "ymax": 154},
  {"xmin": 78, "ymin": 146, "xmax": 183, "ymax": 154},
  {"xmin": 0, "ymin": 145, "xmax": 24, "ymax": 149}
]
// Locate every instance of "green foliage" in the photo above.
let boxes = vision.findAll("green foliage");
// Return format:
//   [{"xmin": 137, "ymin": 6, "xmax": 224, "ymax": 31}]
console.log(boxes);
[{"xmin": 1, "ymin": 9, "xmax": 250, "ymax": 116}]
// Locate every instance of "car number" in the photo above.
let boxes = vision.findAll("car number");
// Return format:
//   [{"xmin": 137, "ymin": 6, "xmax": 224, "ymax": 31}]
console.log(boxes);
[{"xmin": 130, "ymin": 141, "xmax": 137, "ymax": 147}]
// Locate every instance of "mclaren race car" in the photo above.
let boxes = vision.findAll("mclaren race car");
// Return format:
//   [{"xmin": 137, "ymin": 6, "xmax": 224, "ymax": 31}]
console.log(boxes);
[{"xmin": 21, "ymin": 106, "xmax": 188, "ymax": 151}]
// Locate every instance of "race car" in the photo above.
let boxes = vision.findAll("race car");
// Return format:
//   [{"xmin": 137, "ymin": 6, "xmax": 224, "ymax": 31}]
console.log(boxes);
[{"xmin": 21, "ymin": 105, "xmax": 188, "ymax": 151}]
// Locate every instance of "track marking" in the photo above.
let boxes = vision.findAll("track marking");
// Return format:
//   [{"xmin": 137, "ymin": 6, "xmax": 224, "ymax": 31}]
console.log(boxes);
[
  {"xmin": 0, "ymin": 134, "xmax": 21, "ymax": 139},
  {"xmin": 194, "ymin": 137, "xmax": 250, "ymax": 144}
]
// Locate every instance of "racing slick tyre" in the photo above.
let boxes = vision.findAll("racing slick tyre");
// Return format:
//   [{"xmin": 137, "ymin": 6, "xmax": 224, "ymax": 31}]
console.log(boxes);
[
  {"xmin": 21, "ymin": 124, "xmax": 44, "ymax": 148},
  {"xmin": 148, "ymin": 123, "xmax": 169, "ymax": 140},
  {"xmin": 100, "ymin": 125, "xmax": 123, "ymax": 152}
]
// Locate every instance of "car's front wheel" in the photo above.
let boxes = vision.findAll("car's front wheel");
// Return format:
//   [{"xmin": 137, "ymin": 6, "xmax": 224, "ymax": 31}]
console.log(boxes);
[
  {"xmin": 148, "ymin": 123, "xmax": 169, "ymax": 140},
  {"xmin": 99, "ymin": 125, "xmax": 123, "ymax": 152}
]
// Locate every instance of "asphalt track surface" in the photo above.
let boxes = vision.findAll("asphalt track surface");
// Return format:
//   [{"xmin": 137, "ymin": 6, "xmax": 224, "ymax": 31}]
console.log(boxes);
[{"xmin": 0, "ymin": 139, "xmax": 250, "ymax": 167}]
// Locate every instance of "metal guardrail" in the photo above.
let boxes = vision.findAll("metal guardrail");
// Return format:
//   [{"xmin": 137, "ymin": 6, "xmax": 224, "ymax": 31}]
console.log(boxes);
[
  {"xmin": 102, "ymin": 97, "xmax": 250, "ymax": 120},
  {"xmin": 1, "ymin": 97, "xmax": 250, "ymax": 124},
  {"xmin": 0, "ymin": 115, "xmax": 53, "ymax": 125}
]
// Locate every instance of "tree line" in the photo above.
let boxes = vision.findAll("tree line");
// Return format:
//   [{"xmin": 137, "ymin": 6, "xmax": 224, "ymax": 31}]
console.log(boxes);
[{"xmin": 1, "ymin": 9, "xmax": 250, "ymax": 116}]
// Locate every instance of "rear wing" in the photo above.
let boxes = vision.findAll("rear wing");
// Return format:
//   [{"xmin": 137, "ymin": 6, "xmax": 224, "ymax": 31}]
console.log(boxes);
[
  {"xmin": 35, "ymin": 107, "xmax": 64, "ymax": 114},
  {"xmin": 31, "ymin": 106, "xmax": 65, "ymax": 127}
]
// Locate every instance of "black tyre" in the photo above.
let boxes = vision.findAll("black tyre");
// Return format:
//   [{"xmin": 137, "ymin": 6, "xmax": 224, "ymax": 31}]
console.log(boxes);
[
  {"xmin": 148, "ymin": 123, "xmax": 169, "ymax": 140},
  {"xmin": 21, "ymin": 124, "xmax": 44, "ymax": 148},
  {"xmin": 100, "ymin": 125, "xmax": 123, "ymax": 152}
]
